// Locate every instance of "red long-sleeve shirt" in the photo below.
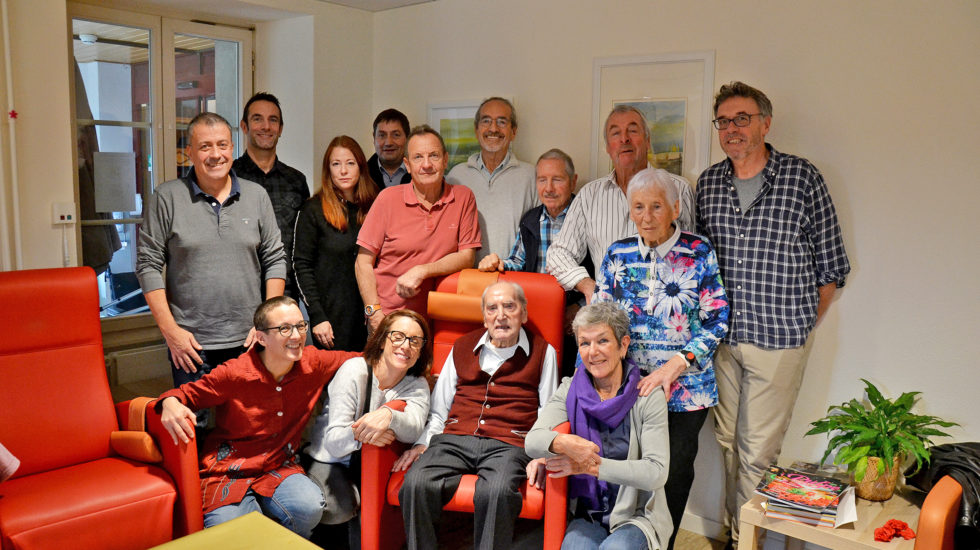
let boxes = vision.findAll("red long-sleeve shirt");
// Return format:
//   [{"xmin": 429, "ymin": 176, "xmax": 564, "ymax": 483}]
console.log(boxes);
[{"xmin": 158, "ymin": 346, "xmax": 359, "ymax": 513}]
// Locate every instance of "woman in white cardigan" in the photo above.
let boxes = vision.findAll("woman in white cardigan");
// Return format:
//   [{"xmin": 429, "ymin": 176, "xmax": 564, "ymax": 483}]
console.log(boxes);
[
  {"xmin": 306, "ymin": 309, "xmax": 432, "ymax": 543},
  {"xmin": 525, "ymin": 302, "xmax": 672, "ymax": 549}
]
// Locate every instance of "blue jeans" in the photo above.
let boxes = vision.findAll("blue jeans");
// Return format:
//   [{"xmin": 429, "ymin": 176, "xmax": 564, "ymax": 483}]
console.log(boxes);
[
  {"xmin": 204, "ymin": 473, "xmax": 325, "ymax": 539},
  {"xmin": 561, "ymin": 518, "xmax": 649, "ymax": 550}
]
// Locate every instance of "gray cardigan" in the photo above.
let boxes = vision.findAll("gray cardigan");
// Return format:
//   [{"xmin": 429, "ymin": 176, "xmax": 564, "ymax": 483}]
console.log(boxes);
[{"xmin": 525, "ymin": 376, "xmax": 672, "ymax": 549}]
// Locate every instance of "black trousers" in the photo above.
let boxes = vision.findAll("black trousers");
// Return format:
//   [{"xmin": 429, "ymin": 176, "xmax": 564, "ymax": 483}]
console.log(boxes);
[
  {"xmin": 399, "ymin": 434, "xmax": 530, "ymax": 550},
  {"xmin": 665, "ymin": 408, "xmax": 710, "ymax": 550}
]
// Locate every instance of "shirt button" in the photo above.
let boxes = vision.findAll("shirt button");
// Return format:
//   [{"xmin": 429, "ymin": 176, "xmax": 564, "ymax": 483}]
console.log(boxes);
[
  {"xmin": 277, "ymin": 411, "xmax": 283, "ymax": 417},
  {"xmin": 736, "ymin": 312, "xmax": 741, "ymax": 316},
  {"xmin": 276, "ymin": 386, "xmax": 282, "ymax": 392},
  {"xmin": 490, "ymin": 382, "xmax": 495, "ymax": 386},
  {"xmin": 485, "ymin": 404, "xmax": 491, "ymax": 409},
  {"xmin": 480, "ymin": 419, "xmax": 486, "ymax": 425},
  {"xmin": 739, "ymin": 233, "xmax": 745, "ymax": 238},
  {"xmin": 729, "ymin": 186, "xmax": 735, "ymax": 191},
  {"xmin": 736, "ymin": 285, "xmax": 742, "ymax": 290},
  {"xmin": 737, "ymin": 260, "xmax": 743, "ymax": 264}
]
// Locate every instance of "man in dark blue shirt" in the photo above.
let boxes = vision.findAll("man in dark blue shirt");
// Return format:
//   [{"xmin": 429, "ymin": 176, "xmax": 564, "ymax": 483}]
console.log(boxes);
[{"xmin": 696, "ymin": 82, "xmax": 850, "ymax": 549}]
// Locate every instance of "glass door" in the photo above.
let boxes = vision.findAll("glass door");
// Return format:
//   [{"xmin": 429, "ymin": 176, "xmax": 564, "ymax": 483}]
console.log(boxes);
[{"xmin": 162, "ymin": 19, "xmax": 252, "ymax": 181}]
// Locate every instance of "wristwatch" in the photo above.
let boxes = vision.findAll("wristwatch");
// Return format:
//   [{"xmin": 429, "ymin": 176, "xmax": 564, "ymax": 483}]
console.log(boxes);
[
  {"xmin": 364, "ymin": 304, "xmax": 382, "ymax": 317},
  {"xmin": 682, "ymin": 351, "xmax": 696, "ymax": 366}
]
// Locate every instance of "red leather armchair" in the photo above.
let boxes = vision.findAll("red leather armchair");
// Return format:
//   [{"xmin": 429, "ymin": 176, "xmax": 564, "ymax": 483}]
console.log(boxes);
[
  {"xmin": 360, "ymin": 269, "xmax": 569, "ymax": 550},
  {"xmin": 0, "ymin": 267, "xmax": 202, "ymax": 550}
]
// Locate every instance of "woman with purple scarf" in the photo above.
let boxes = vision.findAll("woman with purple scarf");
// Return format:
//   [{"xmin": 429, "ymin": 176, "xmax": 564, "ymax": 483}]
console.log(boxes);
[{"xmin": 525, "ymin": 302, "xmax": 671, "ymax": 549}]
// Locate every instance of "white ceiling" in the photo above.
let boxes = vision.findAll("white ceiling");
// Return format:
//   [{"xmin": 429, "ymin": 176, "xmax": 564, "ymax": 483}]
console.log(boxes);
[{"xmin": 313, "ymin": 0, "xmax": 432, "ymax": 12}]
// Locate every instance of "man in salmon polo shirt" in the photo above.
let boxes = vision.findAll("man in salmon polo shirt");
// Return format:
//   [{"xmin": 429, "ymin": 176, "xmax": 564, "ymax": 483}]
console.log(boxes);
[{"xmin": 355, "ymin": 125, "xmax": 482, "ymax": 331}]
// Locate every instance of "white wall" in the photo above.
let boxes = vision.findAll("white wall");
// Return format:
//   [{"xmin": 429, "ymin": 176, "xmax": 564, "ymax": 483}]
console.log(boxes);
[{"xmin": 372, "ymin": 0, "xmax": 980, "ymax": 534}]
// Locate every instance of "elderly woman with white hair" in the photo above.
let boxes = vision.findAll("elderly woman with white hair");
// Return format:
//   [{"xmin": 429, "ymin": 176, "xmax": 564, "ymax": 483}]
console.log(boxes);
[{"xmin": 592, "ymin": 167, "xmax": 730, "ymax": 550}]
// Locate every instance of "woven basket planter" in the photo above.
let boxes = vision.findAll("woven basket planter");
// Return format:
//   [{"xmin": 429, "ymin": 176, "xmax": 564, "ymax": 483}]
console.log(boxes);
[{"xmin": 854, "ymin": 456, "xmax": 901, "ymax": 501}]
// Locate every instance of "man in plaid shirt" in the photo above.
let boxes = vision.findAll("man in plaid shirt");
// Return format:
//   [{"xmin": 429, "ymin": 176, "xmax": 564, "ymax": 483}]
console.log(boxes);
[{"xmin": 695, "ymin": 82, "xmax": 850, "ymax": 548}]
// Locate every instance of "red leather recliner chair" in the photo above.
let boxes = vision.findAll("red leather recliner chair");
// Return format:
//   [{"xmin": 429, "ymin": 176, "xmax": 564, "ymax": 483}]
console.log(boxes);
[
  {"xmin": 0, "ymin": 267, "xmax": 202, "ymax": 550},
  {"xmin": 360, "ymin": 269, "xmax": 570, "ymax": 550}
]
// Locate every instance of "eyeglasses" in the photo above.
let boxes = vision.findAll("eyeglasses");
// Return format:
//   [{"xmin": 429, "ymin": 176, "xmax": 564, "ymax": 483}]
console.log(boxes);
[
  {"xmin": 259, "ymin": 321, "xmax": 309, "ymax": 336},
  {"xmin": 712, "ymin": 113, "xmax": 764, "ymax": 130},
  {"xmin": 478, "ymin": 116, "xmax": 511, "ymax": 129},
  {"xmin": 387, "ymin": 330, "xmax": 426, "ymax": 350}
]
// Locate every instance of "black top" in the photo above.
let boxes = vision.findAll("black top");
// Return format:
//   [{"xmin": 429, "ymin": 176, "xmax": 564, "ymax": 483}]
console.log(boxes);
[
  {"xmin": 232, "ymin": 153, "xmax": 310, "ymax": 298},
  {"xmin": 292, "ymin": 197, "xmax": 367, "ymax": 352},
  {"xmin": 367, "ymin": 153, "xmax": 411, "ymax": 188}
]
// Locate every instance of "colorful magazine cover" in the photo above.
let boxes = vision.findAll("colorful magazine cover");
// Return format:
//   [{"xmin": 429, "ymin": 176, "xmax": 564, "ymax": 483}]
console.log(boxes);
[{"xmin": 754, "ymin": 465, "xmax": 849, "ymax": 512}]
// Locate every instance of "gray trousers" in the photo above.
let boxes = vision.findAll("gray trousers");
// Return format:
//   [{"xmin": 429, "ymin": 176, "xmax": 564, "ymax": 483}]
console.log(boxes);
[{"xmin": 399, "ymin": 434, "xmax": 531, "ymax": 550}]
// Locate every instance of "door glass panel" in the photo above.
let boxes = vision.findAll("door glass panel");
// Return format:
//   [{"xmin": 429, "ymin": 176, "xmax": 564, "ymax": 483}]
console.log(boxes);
[
  {"xmin": 173, "ymin": 34, "xmax": 242, "ymax": 177},
  {"xmin": 72, "ymin": 18, "xmax": 153, "ymax": 317}
]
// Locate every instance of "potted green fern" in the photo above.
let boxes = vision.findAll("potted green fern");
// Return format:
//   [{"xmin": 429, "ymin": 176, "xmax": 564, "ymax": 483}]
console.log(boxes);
[{"xmin": 805, "ymin": 378, "xmax": 957, "ymax": 501}]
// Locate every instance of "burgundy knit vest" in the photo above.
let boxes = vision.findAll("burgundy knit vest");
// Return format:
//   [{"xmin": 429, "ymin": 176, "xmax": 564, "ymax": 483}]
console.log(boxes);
[{"xmin": 443, "ymin": 329, "xmax": 547, "ymax": 447}]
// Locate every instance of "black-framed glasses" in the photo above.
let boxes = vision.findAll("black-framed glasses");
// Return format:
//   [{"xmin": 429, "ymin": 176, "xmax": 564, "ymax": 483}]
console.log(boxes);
[
  {"xmin": 259, "ymin": 321, "xmax": 310, "ymax": 336},
  {"xmin": 712, "ymin": 113, "xmax": 764, "ymax": 130},
  {"xmin": 387, "ymin": 330, "xmax": 426, "ymax": 350}
]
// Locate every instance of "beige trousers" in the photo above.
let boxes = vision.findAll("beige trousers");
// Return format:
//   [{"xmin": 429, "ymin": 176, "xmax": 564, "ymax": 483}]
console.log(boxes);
[{"xmin": 712, "ymin": 336, "xmax": 814, "ymax": 541}]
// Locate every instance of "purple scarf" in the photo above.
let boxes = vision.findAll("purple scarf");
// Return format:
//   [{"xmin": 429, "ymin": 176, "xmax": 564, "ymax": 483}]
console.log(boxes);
[{"xmin": 565, "ymin": 360, "xmax": 640, "ymax": 509}]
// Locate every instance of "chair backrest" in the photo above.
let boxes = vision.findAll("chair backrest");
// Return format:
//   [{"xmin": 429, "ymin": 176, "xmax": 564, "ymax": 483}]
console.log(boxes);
[
  {"xmin": 426, "ymin": 269, "xmax": 565, "ymax": 374},
  {"xmin": 0, "ymin": 267, "xmax": 116, "ymax": 478}
]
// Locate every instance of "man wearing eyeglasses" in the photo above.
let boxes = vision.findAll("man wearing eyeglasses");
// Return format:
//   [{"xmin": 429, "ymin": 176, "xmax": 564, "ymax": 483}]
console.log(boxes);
[
  {"xmin": 395, "ymin": 281, "xmax": 558, "ymax": 550},
  {"xmin": 157, "ymin": 296, "xmax": 359, "ymax": 538},
  {"xmin": 447, "ymin": 97, "xmax": 537, "ymax": 262},
  {"xmin": 695, "ymin": 82, "xmax": 850, "ymax": 549},
  {"xmin": 137, "ymin": 112, "xmax": 286, "ymax": 405}
]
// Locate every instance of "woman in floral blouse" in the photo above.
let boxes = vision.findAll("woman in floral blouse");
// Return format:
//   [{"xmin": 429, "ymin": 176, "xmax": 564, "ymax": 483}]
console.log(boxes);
[{"xmin": 593, "ymin": 167, "xmax": 729, "ymax": 550}]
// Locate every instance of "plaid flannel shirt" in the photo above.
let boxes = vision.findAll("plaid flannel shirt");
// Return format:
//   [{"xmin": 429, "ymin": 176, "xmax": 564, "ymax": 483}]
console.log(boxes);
[{"xmin": 695, "ymin": 144, "xmax": 849, "ymax": 349}]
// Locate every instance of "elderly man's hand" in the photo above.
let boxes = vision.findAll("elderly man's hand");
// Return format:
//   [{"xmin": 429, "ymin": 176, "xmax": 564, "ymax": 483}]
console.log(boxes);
[
  {"xmin": 392, "ymin": 444, "xmax": 426, "ymax": 472},
  {"xmin": 478, "ymin": 254, "xmax": 505, "ymax": 272},
  {"xmin": 526, "ymin": 457, "xmax": 548, "ymax": 490},
  {"xmin": 159, "ymin": 396, "xmax": 196, "ymax": 445},
  {"xmin": 367, "ymin": 310, "xmax": 385, "ymax": 335},
  {"xmin": 162, "ymin": 325, "xmax": 203, "ymax": 373},
  {"xmin": 395, "ymin": 266, "xmax": 427, "ymax": 298},
  {"xmin": 637, "ymin": 355, "xmax": 687, "ymax": 398}
]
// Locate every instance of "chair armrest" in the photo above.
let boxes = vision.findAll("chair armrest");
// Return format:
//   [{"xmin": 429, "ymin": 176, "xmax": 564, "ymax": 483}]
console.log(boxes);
[
  {"xmin": 144, "ymin": 399, "xmax": 204, "ymax": 536},
  {"xmin": 361, "ymin": 400, "xmax": 409, "ymax": 550},
  {"xmin": 543, "ymin": 422, "xmax": 570, "ymax": 550},
  {"xmin": 915, "ymin": 475, "xmax": 962, "ymax": 550},
  {"xmin": 112, "ymin": 397, "xmax": 163, "ymax": 463}
]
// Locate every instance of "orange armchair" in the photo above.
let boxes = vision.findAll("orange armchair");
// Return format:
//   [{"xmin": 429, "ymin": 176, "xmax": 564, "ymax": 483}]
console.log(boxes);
[
  {"xmin": 360, "ymin": 269, "xmax": 569, "ymax": 550},
  {"xmin": 0, "ymin": 267, "xmax": 202, "ymax": 550},
  {"xmin": 914, "ymin": 475, "xmax": 963, "ymax": 550}
]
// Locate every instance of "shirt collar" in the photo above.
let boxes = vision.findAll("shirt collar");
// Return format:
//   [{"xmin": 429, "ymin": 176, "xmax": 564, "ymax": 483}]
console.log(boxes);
[
  {"xmin": 474, "ymin": 150, "xmax": 514, "ymax": 179},
  {"xmin": 402, "ymin": 179, "xmax": 454, "ymax": 206},
  {"xmin": 188, "ymin": 167, "xmax": 240, "ymax": 200},
  {"xmin": 473, "ymin": 327, "xmax": 530, "ymax": 354},
  {"xmin": 636, "ymin": 224, "xmax": 681, "ymax": 259},
  {"xmin": 378, "ymin": 155, "xmax": 407, "ymax": 178},
  {"xmin": 541, "ymin": 197, "xmax": 573, "ymax": 222}
]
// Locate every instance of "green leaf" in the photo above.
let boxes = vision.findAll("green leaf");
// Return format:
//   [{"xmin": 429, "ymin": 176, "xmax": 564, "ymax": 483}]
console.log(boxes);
[
  {"xmin": 862, "ymin": 379, "xmax": 885, "ymax": 407},
  {"xmin": 854, "ymin": 456, "xmax": 869, "ymax": 481}
]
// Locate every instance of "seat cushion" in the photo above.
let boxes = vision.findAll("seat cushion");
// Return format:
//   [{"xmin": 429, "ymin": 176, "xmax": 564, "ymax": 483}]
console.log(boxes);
[
  {"xmin": 386, "ymin": 471, "xmax": 544, "ymax": 519},
  {"xmin": 0, "ymin": 457, "xmax": 177, "ymax": 550}
]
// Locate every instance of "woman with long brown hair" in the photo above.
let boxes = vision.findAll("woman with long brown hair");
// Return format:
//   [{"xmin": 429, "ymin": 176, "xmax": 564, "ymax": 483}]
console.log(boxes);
[{"xmin": 293, "ymin": 135, "xmax": 380, "ymax": 351}]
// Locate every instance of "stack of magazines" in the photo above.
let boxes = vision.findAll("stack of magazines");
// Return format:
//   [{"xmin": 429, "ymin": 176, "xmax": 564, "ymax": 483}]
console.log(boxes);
[{"xmin": 754, "ymin": 464, "xmax": 857, "ymax": 528}]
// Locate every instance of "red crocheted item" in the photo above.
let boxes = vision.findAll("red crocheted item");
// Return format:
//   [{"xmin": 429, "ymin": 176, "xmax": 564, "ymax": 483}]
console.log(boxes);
[{"xmin": 874, "ymin": 519, "xmax": 916, "ymax": 542}]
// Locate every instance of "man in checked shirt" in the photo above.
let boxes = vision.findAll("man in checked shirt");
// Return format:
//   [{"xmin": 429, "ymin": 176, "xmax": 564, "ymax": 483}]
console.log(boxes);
[{"xmin": 696, "ymin": 81, "xmax": 850, "ymax": 549}]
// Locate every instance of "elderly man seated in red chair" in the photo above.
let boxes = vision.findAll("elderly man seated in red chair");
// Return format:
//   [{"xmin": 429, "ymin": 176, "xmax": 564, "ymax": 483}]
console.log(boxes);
[
  {"xmin": 155, "ymin": 296, "xmax": 359, "ymax": 538},
  {"xmin": 393, "ymin": 281, "xmax": 559, "ymax": 550}
]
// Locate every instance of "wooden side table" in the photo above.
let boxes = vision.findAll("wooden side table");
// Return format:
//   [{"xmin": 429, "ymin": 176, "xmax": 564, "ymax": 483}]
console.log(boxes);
[{"xmin": 739, "ymin": 487, "xmax": 925, "ymax": 549}]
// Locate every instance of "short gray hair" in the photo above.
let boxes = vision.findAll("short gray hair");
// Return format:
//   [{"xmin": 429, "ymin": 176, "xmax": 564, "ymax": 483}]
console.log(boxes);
[
  {"xmin": 714, "ymin": 81, "xmax": 773, "ymax": 118},
  {"xmin": 407, "ymin": 124, "xmax": 447, "ymax": 155},
  {"xmin": 536, "ymin": 148, "xmax": 575, "ymax": 179},
  {"xmin": 626, "ymin": 167, "xmax": 679, "ymax": 206},
  {"xmin": 474, "ymin": 97, "xmax": 517, "ymax": 129},
  {"xmin": 603, "ymin": 104, "xmax": 650, "ymax": 146},
  {"xmin": 572, "ymin": 302, "xmax": 630, "ymax": 341},
  {"xmin": 187, "ymin": 112, "xmax": 233, "ymax": 143},
  {"xmin": 481, "ymin": 281, "xmax": 527, "ymax": 311}
]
